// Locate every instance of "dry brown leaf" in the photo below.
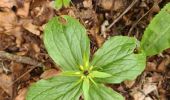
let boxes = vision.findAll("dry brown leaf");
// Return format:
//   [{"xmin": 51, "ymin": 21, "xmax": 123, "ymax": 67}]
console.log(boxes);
[
  {"xmin": 101, "ymin": 0, "xmax": 114, "ymax": 10},
  {"xmin": 0, "ymin": 0, "xmax": 16, "ymax": 8},
  {"xmin": 113, "ymin": 0, "xmax": 125, "ymax": 11},
  {"xmin": 17, "ymin": 0, "xmax": 30, "ymax": 18},
  {"xmin": 31, "ymin": 43, "xmax": 40, "ymax": 53},
  {"xmin": 0, "ymin": 74, "xmax": 12, "ymax": 96},
  {"xmin": 0, "ymin": 9, "xmax": 22, "ymax": 47},
  {"xmin": 157, "ymin": 56, "xmax": 170, "ymax": 72},
  {"xmin": 145, "ymin": 62, "xmax": 157, "ymax": 72},
  {"xmin": 15, "ymin": 88, "xmax": 27, "ymax": 100},
  {"xmin": 23, "ymin": 22, "xmax": 40, "ymax": 36},
  {"xmin": 40, "ymin": 69, "xmax": 59, "ymax": 79},
  {"xmin": 0, "ymin": 10, "xmax": 18, "ymax": 34},
  {"xmin": 83, "ymin": 0, "xmax": 93, "ymax": 8},
  {"xmin": 131, "ymin": 84, "xmax": 157, "ymax": 100}
]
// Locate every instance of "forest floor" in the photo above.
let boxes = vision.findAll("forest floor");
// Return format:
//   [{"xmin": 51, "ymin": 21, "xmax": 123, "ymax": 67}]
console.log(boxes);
[{"xmin": 0, "ymin": 0, "xmax": 170, "ymax": 100}]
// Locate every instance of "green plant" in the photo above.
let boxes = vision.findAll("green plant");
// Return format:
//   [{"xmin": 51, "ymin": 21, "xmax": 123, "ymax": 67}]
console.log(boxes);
[
  {"xmin": 55, "ymin": 0, "xmax": 71, "ymax": 9},
  {"xmin": 141, "ymin": 3, "xmax": 170, "ymax": 56},
  {"xmin": 26, "ymin": 3, "xmax": 170, "ymax": 100}
]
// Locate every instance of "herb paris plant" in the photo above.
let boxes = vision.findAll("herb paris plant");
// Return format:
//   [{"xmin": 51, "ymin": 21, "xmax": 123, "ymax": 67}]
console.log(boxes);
[
  {"xmin": 26, "ymin": 3, "xmax": 170, "ymax": 100},
  {"xmin": 26, "ymin": 15, "xmax": 146, "ymax": 100}
]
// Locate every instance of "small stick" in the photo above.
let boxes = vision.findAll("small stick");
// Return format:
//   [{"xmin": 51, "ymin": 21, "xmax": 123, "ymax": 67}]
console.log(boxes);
[
  {"xmin": 107, "ymin": 0, "xmax": 138, "ymax": 30},
  {"xmin": 0, "ymin": 51, "xmax": 43, "ymax": 67},
  {"xmin": 128, "ymin": 7, "xmax": 153, "ymax": 36},
  {"xmin": 10, "ymin": 66, "xmax": 37, "ymax": 86}
]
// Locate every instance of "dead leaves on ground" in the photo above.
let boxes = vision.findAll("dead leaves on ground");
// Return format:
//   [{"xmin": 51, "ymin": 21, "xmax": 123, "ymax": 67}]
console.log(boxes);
[
  {"xmin": 0, "ymin": 0, "xmax": 55, "ymax": 99},
  {"xmin": 0, "ymin": 0, "xmax": 170, "ymax": 100}
]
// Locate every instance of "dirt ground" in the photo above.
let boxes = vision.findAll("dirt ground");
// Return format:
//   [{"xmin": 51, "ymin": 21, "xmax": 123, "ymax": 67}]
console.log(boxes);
[{"xmin": 0, "ymin": 0, "xmax": 170, "ymax": 100}]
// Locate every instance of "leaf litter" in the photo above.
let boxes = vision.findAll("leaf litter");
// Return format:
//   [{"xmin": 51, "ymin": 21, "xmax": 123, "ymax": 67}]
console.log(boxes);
[{"xmin": 0, "ymin": 0, "xmax": 170, "ymax": 100}]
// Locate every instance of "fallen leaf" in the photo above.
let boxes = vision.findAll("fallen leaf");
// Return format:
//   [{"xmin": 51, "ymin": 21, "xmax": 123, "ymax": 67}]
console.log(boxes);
[
  {"xmin": 144, "ymin": 96, "xmax": 153, "ymax": 100},
  {"xmin": 0, "ymin": 0, "xmax": 16, "ymax": 8},
  {"xmin": 0, "ymin": 74, "xmax": 12, "ymax": 96},
  {"xmin": 145, "ymin": 62, "xmax": 157, "ymax": 72},
  {"xmin": 31, "ymin": 43, "xmax": 40, "ymax": 53},
  {"xmin": 100, "ymin": 0, "xmax": 114, "ymax": 10},
  {"xmin": 83, "ymin": 0, "xmax": 93, "ymax": 8},
  {"xmin": 157, "ymin": 56, "xmax": 170, "ymax": 72},
  {"xmin": 131, "ymin": 84, "xmax": 157, "ymax": 100},
  {"xmin": 23, "ymin": 22, "xmax": 40, "ymax": 36},
  {"xmin": 15, "ymin": 88, "xmax": 27, "ymax": 100},
  {"xmin": 17, "ymin": 0, "xmax": 30, "ymax": 18},
  {"xmin": 0, "ymin": 10, "xmax": 18, "ymax": 34},
  {"xmin": 40, "ymin": 69, "xmax": 59, "ymax": 79}
]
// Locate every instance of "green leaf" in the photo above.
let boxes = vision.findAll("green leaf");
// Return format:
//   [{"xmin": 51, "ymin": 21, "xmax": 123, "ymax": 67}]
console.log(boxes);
[
  {"xmin": 88, "ymin": 84, "xmax": 124, "ymax": 100},
  {"xmin": 55, "ymin": 0, "xmax": 71, "ymax": 9},
  {"xmin": 83, "ymin": 78, "xmax": 90, "ymax": 100},
  {"xmin": 61, "ymin": 71, "xmax": 82, "ymax": 76},
  {"xmin": 63, "ymin": 0, "xmax": 71, "ymax": 7},
  {"xmin": 91, "ymin": 36, "xmax": 146, "ymax": 83},
  {"xmin": 44, "ymin": 16, "xmax": 90, "ymax": 71},
  {"xmin": 26, "ymin": 76, "xmax": 82, "ymax": 100},
  {"xmin": 55, "ymin": 0, "xmax": 63, "ymax": 9},
  {"xmin": 90, "ymin": 71, "xmax": 112, "ymax": 78},
  {"xmin": 141, "ymin": 3, "xmax": 170, "ymax": 56}
]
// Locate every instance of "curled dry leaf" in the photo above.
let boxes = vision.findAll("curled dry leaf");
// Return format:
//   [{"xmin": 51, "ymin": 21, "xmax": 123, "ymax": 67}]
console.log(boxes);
[
  {"xmin": 31, "ymin": 43, "xmax": 40, "ymax": 53},
  {"xmin": 23, "ymin": 22, "xmax": 40, "ymax": 36},
  {"xmin": 40, "ymin": 69, "xmax": 60, "ymax": 79}
]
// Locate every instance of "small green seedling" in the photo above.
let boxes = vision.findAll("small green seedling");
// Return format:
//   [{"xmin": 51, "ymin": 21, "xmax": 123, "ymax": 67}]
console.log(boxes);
[
  {"xmin": 55, "ymin": 0, "xmax": 71, "ymax": 9},
  {"xmin": 26, "ymin": 3, "xmax": 170, "ymax": 100}
]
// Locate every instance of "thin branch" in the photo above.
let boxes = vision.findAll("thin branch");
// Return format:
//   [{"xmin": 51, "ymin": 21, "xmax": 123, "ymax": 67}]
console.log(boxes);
[
  {"xmin": 0, "ymin": 51, "xmax": 43, "ymax": 67},
  {"xmin": 128, "ymin": 6, "xmax": 153, "ymax": 36},
  {"xmin": 107, "ymin": 0, "xmax": 138, "ymax": 30}
]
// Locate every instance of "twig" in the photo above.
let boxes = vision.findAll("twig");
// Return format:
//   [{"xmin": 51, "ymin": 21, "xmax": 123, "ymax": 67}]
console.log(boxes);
[
  {"xmin": 70, "ymin": 1, "xmax": 86, "ymax": 27},
  {"xmin": 10, "ymin": 66, "xmax": 37, "ymax": 86},
  {"xmin": 128, "ymin": 7, "xmax": 153, "ymax": 36},
  {"xmin": 0, "ymin": 51, "xmax": 43, "ymax": 67},
  {"xmin": 107, "ymin": 0, "xmax": 139, "ymax": 30}
]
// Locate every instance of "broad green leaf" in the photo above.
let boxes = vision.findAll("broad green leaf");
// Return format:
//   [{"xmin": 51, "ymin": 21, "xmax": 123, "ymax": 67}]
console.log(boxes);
[
  {"xmin": 91, "ymin": 36, "xmax": 146, "ymax": 83},
  {"xmin": 83, "ymin": 78, "xmax": 90, "ymax": 100},
  {"xmin": 55, "ymin": 0, "xmax": 63, "ymax": 9},
  {"xmin": 141, "ymin": 3, "xmax": 170, "ymax": 56},
  {"xmin": 91, "ymin": 71, "xmax": 112, "ymax": 78},
  {"xmin": 95, "ymin": 52, "xmax": 146, "ymax": 83},
  {"xmin": 26, "ymin": 76, "xmax": 82, "ymax": 100},
  {"xmin": 44, "ymin": 16, "xmax": 90, "ymax": 71},
  {"xmin": 88, "ymin": 84, "xmax": 124, "ymax": 100}
]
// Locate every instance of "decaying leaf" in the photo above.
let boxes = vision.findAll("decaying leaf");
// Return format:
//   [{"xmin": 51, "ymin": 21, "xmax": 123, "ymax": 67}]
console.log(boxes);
[
  {"xmin": 0, "ymin": 0, "xmax": 17, "ymax": 8},
  {"xmin": 0, "ymin": 74, "xmax": 12, "ymax": 96},
  {"xmin": 17, "ymin": 0, "xmax": 30, "ymax": 18}
]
